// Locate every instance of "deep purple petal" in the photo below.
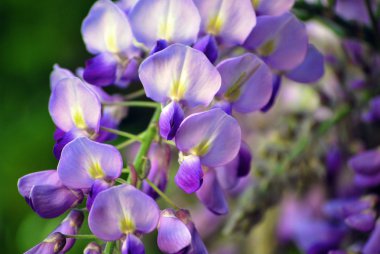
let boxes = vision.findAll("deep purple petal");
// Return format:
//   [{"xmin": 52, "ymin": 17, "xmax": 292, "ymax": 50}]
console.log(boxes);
[
  {"xmin": 345, "ymin": 211, "xmax": 376, "ymax": 232},
  {"xmin": 348, "ymin": 149, "xmax": 380, "ymax": 175},
  {"xmin": 88, "ymin": 185, "xmax": 160, "ymax": 240},
  {"xmin": 151, "ymin": 40, "xmax": 169, "ymax": 55},
  {"xmin": 286, "ymin": 44, "xmax": 325, "ymax": 83},
  {"xmin": 18, "ymin": 170, "xmax": 60, "ymax": 200},
  {"xmin": 175, "ymin": 156, "xmax": 204, "ymax": 194},
  {"xmin": 261, "ymin": 75, "xmax": 281, "ymax": 112},
  {"xmin": 159, "ymin": 101, "xmax": 184, "ymax": 140},
  {"xmin": 121, "ymin": 234, "xmax": 145, "ymax": 254},
  {"xmin": 196, "ymin": 169, "xmax": 228, "ymax": 215},
  {"xmin": 157, "ymin": 209, "xmax": 192, "ymax": 254},
  {"xmin": 193, "ymin": 35, "xmax": 218, "ymax": 63},
  {"xmin": 217, "ymin": 53, "xmax": 273, "ymax": 113},
  {"xmin": 237, "ymin": 142, "xmax": 252, "ymax": 177},
  {"xmin": 30, "ymin": 185, "xmax": 83, "ymax": 218},
  {"xmin": 363, "ymin": 219, "xmax": 380, "ymax": 254},
  {"xmin": 84, "ymin": 242, "xmax": 102, "ymax": 254},
  {"xmin": 58, "ymin": 137, "xmax": 122, "ymax": 189},
  {"xmin": 194, "ymin": 0, "xmax": 256, "ymax": 45},
  {"xmin": 129, "ymin": 0, "xmax": 201, "ymax": 48},
  {"xmin": 81, "ymin": 0, "xmax": 137, "ymax": 56},
  {"xmin": 54, "ymin": 210, "xmax": 85, "ymax": 252},
  {"xmin": 354, "ymin": 172, "xmax": 380, "ymax": 188},
  {"xmin": 50, "ymin": 64, "xmax": 75, "ymax": 90},
  {"xmin": 83, "ymin": 53, "xmax": 118, "ymax": 87},
  {"xmin": 139, "ymin": 44, "xmax": 221, "ymax": 107},
  {"xmin": 244, "ymin": 12, "xmax": 308, "ymax": 71},
  {"xmin": 175, "ymin": 109, "xmax": 241, "ymax": 167},
  {"xmin": 48, "ymin": 77, "xmax": 101, "ymax": 132},
  {"xmin": 86, "ymin": 180, "xmax": 111, "ymax": 210},
  {"xmin": 25, "ymin": 232, "xmax": 66, "ymax": 254}
]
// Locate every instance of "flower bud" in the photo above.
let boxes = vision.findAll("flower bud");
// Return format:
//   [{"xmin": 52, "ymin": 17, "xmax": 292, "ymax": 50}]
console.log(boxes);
[
  {"xmin": 25, "ymin": 232, "xmax": 66, "ymax": 254},
  {"xmin": 84, "ymin": 242, "xmax": 102, "ymax": 254}
]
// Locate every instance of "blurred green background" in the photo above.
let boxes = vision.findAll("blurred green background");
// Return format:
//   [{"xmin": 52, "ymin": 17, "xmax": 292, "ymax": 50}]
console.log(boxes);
[{"xmin": 0, "ymin": 0, "xmax": 102, "ymax": 252}]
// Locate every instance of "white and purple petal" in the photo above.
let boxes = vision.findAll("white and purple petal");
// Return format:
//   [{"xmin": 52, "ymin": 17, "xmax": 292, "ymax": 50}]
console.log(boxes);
[
  {"xmin": 175, "ymin": 109, "xmax": 241, "ymax": 167},
  {"xmin": 139, "ymin": 44, "xmax": 221, "ymax": 107},
  {"xmin": 58, "ymin": 137, "xmax": 122, "ymax": 189},
  {"xmin": 50, "ymin": 64, "xmax": 75, "ymax": 90},
  {"xmin": 175, "ymin": 155, "xmax": 204, "ymax": 194},
  {"xmin": 159, "ymin": 101, "xmax": 184, "ymax": 140},
  {"xmin": 121, "ymin": 234, "xmax": 145, "ymax": 254},
  {"xmin": 129, "ymin": 0, "xmax": 201, "ymax": 48}
]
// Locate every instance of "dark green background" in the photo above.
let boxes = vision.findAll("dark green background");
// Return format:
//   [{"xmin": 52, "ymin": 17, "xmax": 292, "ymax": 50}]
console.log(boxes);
[{"xmin": 0, "ymin": 0, "xmax": 101, "ymax": 252}]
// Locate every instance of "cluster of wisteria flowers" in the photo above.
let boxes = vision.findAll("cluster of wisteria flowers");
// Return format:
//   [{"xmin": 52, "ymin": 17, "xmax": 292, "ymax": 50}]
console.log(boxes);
[{"xmin": 17, "ymin": 0, "xmax": 328, "ymax": 253}]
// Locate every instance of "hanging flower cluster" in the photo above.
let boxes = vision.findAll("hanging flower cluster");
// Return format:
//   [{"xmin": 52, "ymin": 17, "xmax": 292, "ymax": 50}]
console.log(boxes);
[{"xmin": 18, "ymin": 0, "xmax": 324, "ymax": 253}]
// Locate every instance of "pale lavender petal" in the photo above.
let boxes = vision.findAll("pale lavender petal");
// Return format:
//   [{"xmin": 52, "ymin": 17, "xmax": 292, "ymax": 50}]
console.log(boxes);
[
  {"xmin": 121, "ymin": 234, "xmax": 145, "ymax": 254},
  {"xmin": 215, "ymin": 155, "xmax": 239, "ymax": 190},
  {"xmin": 345, "ymin": 211, "xmax": 376, "ymax": 232},
  {"xmin": 18, "ymin": 170, "xmax": 60, "ymax": 200},
  {"xmin": 25, "ymin": 232, "xmax": 66, "ymax": 254},
  {"xmin": 30, "ymin": 185, "xmax": 83, "ymax": 219},
  {"xmin": 286, "ymin": 44, "xmax": 325, "ymax": 83},
  {"xmin": 88, "ymin": 185, "xmax": 160, "ymax": 240},
  {"xmin": 139, "ymin": 44, "xmax": 221, "ymax": 107},
  {"xmin": 116, "ymin": 0, "xmax": 138, "ymax": 14},
  {"xmin": 193, "ymin": 35, "xmax": 218, "ymax": 63},
  {"xmin": 196, "ymin": 169, "xmax": 228, "ymax": 215},
  {"xmin": 175, "ymin": 109, "xmax": 241, "ymax": 167},
  {"xmin": 175, "ymin": 155, "xmax": 203, "ymax": 194},
  {"xmin": 58, "ymin": 137, "xmax": 122, "ymax": 189},
  {"xmin": 81, "ymin": 0, "xmax": 137, "ymax": 56},
  {"xmin": 335, "ymin": 0, "xmax": 370, "ymax": 25},
  {"xmin": 212, "ymin": 100, "xmax": 232, "ymax": 115},
  {"xmin": 159, "ymin": 101, "xmax": 184, "ymax": 140},
  {"xmin": 49, "ymin": 77, "xmax": 101, "ymax": 132},
  {"xmin": 83, "ymin": 52, "xmax": 118, "ymax": 87},
  {"xmin": 194, "ymin": 0, "xmax": 256, "ymax": 45},
  {"xmin": 129, "ymin": 0, "xmax": 201, "ymax": 48},
  {"xmin": 216, "ymin": 53, "xmax": 273, "ymax": 113},
  {"xmin": 84, "ymin": 242, "xmax": 102, "ymax": 254},
  {"xmin": 50, "ymin": 64, "xmax": 75, "ymax": 90},
  {"xmin": 244, "ymin": 12, "xmax": 308, "ymax": 71},
  {"xmin": 53, "ymin": 128, "xmax": 88, "ymax": 160},
  {"xmin": 157, "ymin": 209, "xmax": 192, "ymax": 253},
  {"xmin": 255, "ymin": 0, "xmax": 295, "ymax": 16}
]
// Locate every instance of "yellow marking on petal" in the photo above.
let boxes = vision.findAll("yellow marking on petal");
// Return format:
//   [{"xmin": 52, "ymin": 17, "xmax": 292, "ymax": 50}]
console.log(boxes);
[
  {"xmin": 258, "ymin": 39, "xmax": 276, "ymax": 56},
  {"xmin": 120, "ymin": 214, "xmax": 135, "ymax": 234},
  {"xmin": 88, "ymin": 161, "xmax": 105, "ymax": 179},
  {"xmin": 191, "ymin": 139, "xmax": 212, "ymax": 156},
  {"xmin": 104, "ymin": 16, "xmax": 119, "ymax": 53},
  {"xmin": 72, "ymin": 109, "xmax": 87, "ymax": 129},
  {"xmin": 252, "ymin": 0, "xmax": 260, "ymax": 8},
  {"xmin": 170, "ymin": 80, "xmax": 187, "ymax": 101},
  {"xmin": 207, "ymin": 14, "xmax": 224, "ymax": 35}
]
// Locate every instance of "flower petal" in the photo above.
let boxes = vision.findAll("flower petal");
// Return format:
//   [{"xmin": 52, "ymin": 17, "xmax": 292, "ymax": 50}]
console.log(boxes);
[
  {"xmin": 260, "ymin": 75, "xmax": 282, "ymax": 112},
  {"xmin": 363, "ymin": 219, "xmax": 380, "ymax": 254},
  {"xmin": 286, "ymin": 44, "xmax": 325, "ymax": 83},
  {"xmin": 54, "ymin": 210, "xmax": 85, "ymax": 252},
  {"xmin": 175, "ymin": 109, "xmax": 241, "ymax": 167},
  {"xmin": 159, "ymin": 101, "xmax": 184, "ymax": 140},
  {"xmin": 84, "ymin": 242, "xmax": 102, "ymax": 254},
  {"xmin": 86, "ymin": 180, "xmax": 111, "ymax": 210},
  {"xmin": 50, "ymin": 64, "xmax": 75, "ymax": 90},
  {"xmin": 88, "ymin": 185, "xmax": 160, "ymax": 240},
  {"xmin": 129, "ymin": 0, "xmax": 201, "ymax": 48},
  {"xmin": 121, "ymin": 234, "xmax": 145, "ymax": 254},
  {"xmin": 196, "ymin": 169, "xmax": 228, "ymax": 215},
  {"xmin": 348, "ymin": 149, "xmax": 380, "ymax": 175},
  {"xmin": 255, "ymin": 0, "xmax": 295, "ymax": 16},
  {"xmin": 58, "ymin": 137, "xmax": 122, "ymax": 189},
  {"xmin": 18, "ymin": 170, "xmax": 60, "ymax": 200},
  {"xmin": 53, "ymin": 128, "xmax": 89, "ymax": 160},
  {"xmin": 216, "ymin": 53, "xmax": 273, "ymax": 113},
  {"xmin": 244, "ymin": 12, "xmax": 308, "ymax": 71},
  {"xmin": 193, "ymin": 35, "xmax": 218, "ymax": 64},
  {"xmin": 175, "ymin": 155, "xmax": 203, "ymax": 194},
  {"xmin": 49, "ymin": 77, "xmax": 101, "ymax": 132},
  {"xmin": 81, "ymin": 0, "xmax": 137, "ymax": 56},
  {"xmin": 139, "ymin": 44, "xmax": 221, "ymax": 107},
  {"xmin": 83, "ymin": 52, "xmax": 118, "ymax": 86},
  {"xmin": 345, "ymin": 210, "xmax": 376, "ymax": 232},
  {"xmin": 157, "ymin": 209, "xmax": 192, "ymax": 254},
  {"xmin": 194, "ymin": 0, "xmax": 256, "ymax": 45},
  {"xmin": 25, "ymin": 232, "xmax": 66, "ymax": 254}
]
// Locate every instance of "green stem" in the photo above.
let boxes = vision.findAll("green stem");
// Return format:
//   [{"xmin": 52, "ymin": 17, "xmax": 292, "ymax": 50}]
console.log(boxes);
[
  {"xmin": 116, "ymin": 178, "xmax": 129, "ymax": 185},
  {"xmin": 64, "ymin": 234, "xmax": 97, "ymax": 240},
  {"xmin": 133, "ymin": 107, "xmax": 161, "ymax": 175},
  {"xmin": 145, "ymin": 179, "xmax": 179, "ymax": 209},
  {"xmin": 125, "ymin": 89, "xmax": 146, "ymax": 100},
  {"xmin": 103, "ymin": 101, "xmax": 160, "ymax": 108},
  {"xmin": 100, "ymin": 127, "xmax": 142, "ymax": 140},
  {"xmin": 104, "ymin": 241, "xmax": 115, "ymax": 254}
]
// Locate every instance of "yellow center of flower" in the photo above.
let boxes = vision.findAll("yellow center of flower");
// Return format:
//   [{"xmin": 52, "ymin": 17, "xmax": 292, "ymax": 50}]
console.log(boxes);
[
  {"xmin": 207, "ymin": 14, "xmax": 224, "ymax": 35},
  {"xmin": 252, "ymin": 0, "xmax": 260, "ymax": 8},
  {"xmin": 191, "ymin": 139, "xmax": 212, "ymax": 156},
  {"xmin": 120, "ymin": 214, "xmax": 135, "ymax": 234},
  {"xmin": 258, "ymin": 39, "xmax": 276, "ymax": 56},
  {"xmin": 170, "ymin": 80, "xmax": 187, "ymax": 101},
  {"xmin": 88, "ymin": 162, "xmax": 105, "ymax": 179},
  {"xmin": 72, "ymin": 109, "xmax": 87, "ymax": 130}
]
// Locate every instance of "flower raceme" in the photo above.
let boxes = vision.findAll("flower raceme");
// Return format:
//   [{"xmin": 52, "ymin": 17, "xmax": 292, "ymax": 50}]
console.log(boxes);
[{"xmin": 17, "ymin": 0, "xmax": 325, "ymax": 253}]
